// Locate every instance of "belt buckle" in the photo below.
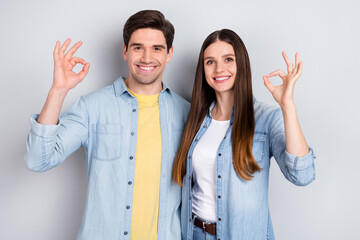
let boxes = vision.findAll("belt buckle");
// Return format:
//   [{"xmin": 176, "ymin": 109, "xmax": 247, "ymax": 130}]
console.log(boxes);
[{"xmin": 202, "ymin": 221, "xmax": 210, "ymax": 232}]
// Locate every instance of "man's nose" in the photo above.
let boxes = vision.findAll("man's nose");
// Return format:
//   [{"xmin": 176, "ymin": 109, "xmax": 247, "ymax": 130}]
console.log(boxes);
[{"xmin": 141, "ymin": 49, "xmax": 152, "ymax": 63}]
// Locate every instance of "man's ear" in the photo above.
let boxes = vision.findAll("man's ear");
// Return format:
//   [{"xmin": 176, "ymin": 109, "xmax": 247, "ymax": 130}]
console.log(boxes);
[
  {"xmin": 166, "ymin": 46, "xmax": 174, "ymax": 63},
  {"xmin": 123, "ymin": 44, "xmax": 128, "ymax": 61}
]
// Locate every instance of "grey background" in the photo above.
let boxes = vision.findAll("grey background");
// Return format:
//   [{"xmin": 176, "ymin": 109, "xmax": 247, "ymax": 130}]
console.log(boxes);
[{"xmin": 1, "ymin": 0, "xmax": 359, "ymax": 239}]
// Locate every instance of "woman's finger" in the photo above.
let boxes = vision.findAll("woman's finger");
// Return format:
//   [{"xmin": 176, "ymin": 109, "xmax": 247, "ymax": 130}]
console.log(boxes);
[
  {"xmin": 266, "ymin": 69, "xmax": 287, "ymax": 80},
  {"xmin": 282, "ymin": 51, "xmax": 293, "ymax": 73},
  {"xmin": 263, "ymin": 76, "xmax": 275, "ymax": 93},
  {"xmin": 293, "ymin": 61, "xmax": 303, "ymax": 79}
]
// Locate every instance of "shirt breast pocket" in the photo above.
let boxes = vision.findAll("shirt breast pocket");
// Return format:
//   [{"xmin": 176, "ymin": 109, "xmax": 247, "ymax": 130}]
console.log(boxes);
[
  {"xmin": 252, "ymin": 133, "xmax": 266, "ymax": 164},
  {"xmin": 92, "ymin": 123, "xmax": 122, "ymax": 161}
]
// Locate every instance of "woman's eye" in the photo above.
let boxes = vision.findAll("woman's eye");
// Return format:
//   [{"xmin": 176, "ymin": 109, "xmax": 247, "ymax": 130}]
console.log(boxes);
[
  {"xmin": 225, "ymin": 57, "xmax": 234, "ymax": 62},
  {"xmin": 206, "ymin": 60, "xmax": 214, "ymax": 65}
]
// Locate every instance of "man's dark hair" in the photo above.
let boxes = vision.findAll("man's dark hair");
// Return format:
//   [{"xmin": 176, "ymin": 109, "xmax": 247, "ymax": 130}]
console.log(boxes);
[{"xmin": 123, "ymin": 10, "xmax": 175, "ymax": 52}]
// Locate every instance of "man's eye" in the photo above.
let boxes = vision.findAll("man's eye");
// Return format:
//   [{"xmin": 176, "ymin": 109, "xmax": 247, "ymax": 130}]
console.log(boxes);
[
  {"xmin": 154, "ymin": 47, "xmax": 161, "ymax": 51},
  {"xmin": 134, "ymin": 47, "xmax": 142, "ymax": 50}
]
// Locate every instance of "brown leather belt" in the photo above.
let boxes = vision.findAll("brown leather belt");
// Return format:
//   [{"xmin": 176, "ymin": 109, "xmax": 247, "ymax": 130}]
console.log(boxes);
[{"xmin": 193, "ymin": 216, "xmax": 216, "ymax": 235}]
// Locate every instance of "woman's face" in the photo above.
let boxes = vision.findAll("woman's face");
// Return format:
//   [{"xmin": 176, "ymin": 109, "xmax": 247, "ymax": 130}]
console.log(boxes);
[{"xmin": 203, "ymin": 40, "xmax": 237, "ymax": 95}]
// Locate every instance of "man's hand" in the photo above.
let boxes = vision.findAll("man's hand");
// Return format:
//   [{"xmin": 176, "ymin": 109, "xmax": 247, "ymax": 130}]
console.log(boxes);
[
  {"xmin": 37, "ymin": 39, "xmax": 90, "ymax": 125},
  {"xmin": 52, "ymin": 38, "xmax": 90, "ymax": 92}
]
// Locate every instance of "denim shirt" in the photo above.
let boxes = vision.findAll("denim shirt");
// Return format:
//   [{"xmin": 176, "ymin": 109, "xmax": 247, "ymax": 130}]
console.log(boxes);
[
  {"xmin": 181, "ymin": 99, "xmax": 316, "ymax": 240},
  {"xmin": 25, "ymin": 77, "xmax": 190, "ymax": 240}
]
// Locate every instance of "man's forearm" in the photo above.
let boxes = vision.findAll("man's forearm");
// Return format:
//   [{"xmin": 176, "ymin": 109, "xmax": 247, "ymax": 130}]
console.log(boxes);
[{"xmin": 37, "ymin": 88, "xmax": 68, "ymax": 125}]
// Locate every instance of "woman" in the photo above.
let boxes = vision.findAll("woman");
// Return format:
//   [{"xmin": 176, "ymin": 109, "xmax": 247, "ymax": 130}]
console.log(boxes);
[{"xmin": 172, "ymin": 29, "xmax": 315, "ymax": 240}]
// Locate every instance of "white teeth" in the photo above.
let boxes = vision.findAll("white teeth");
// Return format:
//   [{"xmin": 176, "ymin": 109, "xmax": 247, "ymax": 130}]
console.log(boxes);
[
  {"xmin": 139, "ymin": 66, "xmax": 155, "ymax": 71},
  {"xmin": 215, "ymin": 76, "xmax": 230, "ymax": 81}
]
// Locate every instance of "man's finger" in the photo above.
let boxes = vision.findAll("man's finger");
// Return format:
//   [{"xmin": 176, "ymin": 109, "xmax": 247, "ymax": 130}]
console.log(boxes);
[
  {"xmin": 78, "ymin": 63, "xmax": 90, "ymax": 80},
  {"xmin": 59, "ymin": 38, "xmax": 71, "ymax": 55},
  {"xmin": 65, "ymin": 41, "xmax": 83, "ymax": 59},
  {"xmin": 71, "ymin": 57, "xmax": 87, "ymax": 66},
  {"xmin": 53, "ymin": 41, "xmax": 60, "ymax": 57}
]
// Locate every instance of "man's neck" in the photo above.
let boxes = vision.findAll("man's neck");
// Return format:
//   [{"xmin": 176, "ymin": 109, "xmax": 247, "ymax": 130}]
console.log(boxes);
[{"xmin": 124, "ymin": 77, "xmax": 163, "ymax": 95}]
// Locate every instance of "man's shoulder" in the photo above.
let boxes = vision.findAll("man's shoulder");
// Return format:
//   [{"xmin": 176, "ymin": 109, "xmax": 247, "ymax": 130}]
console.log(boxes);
[{"xmin": 81, "ymin": 78, "xmax": 122, "ymax": 102}]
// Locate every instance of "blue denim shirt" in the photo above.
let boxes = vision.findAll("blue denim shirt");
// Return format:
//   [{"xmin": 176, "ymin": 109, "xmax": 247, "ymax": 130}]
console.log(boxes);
[
  {"xmin": 181, "ymin": 99, "xmax": 316, "ymax": 240},
  {"xmin": 25, "ymin": 77, "xmax": 190, "ymax": 240}
]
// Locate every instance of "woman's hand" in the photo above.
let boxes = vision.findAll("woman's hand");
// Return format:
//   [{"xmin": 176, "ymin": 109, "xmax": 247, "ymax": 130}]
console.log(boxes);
[
  {"xmin": 52, "ymin": 38, "xmax": 90, "ymax": 93},
  {"xmin": 263, "ymin": 51, "xmax": 302, "ymax": 108}
]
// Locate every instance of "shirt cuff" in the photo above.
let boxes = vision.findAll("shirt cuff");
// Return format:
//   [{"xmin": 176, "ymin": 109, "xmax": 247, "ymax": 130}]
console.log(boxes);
[
  {"xmin": 30, "ymin": 114, "xmax": 59, "ymax": 138},
  {"xmin": 285, "ymin": 147, "xmax": 315, "ymax": 171}
]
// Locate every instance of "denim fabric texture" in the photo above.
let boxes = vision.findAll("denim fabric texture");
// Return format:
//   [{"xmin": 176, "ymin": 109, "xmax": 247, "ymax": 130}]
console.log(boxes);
[
  {"xmin": 181, "ymin": 99, "xmax": 316, "ymax": 240},
  {"xmin": 192, "ymin": 214, "xmax": 217, "ymax": 240},
  {"xmin": 25, "ymin": 77, "xmax": 190, "ymax": 240}
]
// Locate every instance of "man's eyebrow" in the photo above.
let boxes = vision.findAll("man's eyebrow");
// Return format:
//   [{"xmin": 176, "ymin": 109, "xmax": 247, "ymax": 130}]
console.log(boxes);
[
  {"xmin": 129, "ymin": 43, "xmax": 143, "ymax": 47},
  {"xmin": 129, "ymin": 43, "xmax": 166, "ymax": 49},
  {"xmin": 204, "ymin": 54, "xmax": 235, "ymax": 61},
  {"xmin": 153, "ymin": 44, "xmax": 166, "ymax": 49}
]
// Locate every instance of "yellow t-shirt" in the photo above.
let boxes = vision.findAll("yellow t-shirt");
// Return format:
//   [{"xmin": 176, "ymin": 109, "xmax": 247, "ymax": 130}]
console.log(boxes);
[{"xmin": 129, "ymin": 89, "xmax": 162, "ymax": 240}]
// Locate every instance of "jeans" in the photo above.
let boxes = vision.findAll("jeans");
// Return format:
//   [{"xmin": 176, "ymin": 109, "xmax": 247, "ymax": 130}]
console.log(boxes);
[{"xmin": 192, "ymin": 214, "xmax": 217, "ymax": 240}]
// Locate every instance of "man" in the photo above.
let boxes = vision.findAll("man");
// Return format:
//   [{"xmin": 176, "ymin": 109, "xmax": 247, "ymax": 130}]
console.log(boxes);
[{"xmin": 25, "ymin": 10, "xmax": 189, "ymax": 240}]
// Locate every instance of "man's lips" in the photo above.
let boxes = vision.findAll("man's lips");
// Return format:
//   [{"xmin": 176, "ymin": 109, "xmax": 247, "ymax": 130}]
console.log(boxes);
[
  {"xmin": 213, "ymin": 76, "xmax": 231, "ymax": 82},
  {"xmin": 136, "ymin": 65, "xmax": 157, "ymax": 73}
]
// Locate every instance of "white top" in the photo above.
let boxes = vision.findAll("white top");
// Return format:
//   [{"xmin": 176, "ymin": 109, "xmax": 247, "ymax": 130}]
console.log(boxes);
[{"xmin": 192, "ymin": 119, "xmax": 230, "ymax": 222}]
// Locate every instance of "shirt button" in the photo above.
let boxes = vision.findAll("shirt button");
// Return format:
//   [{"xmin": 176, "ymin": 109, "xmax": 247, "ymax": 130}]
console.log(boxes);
[
  {"xmin": 128, "ymin": 181, "xmax": 132, "ymax": 185},
  {"xmin": 124, "ymin": 231, "xmax": 128, "ymax": 235},
  {"xmin": 131, "ymin": 132, "xmax": 135, "ymax": 136},
  {"xmin": 126, "ymin": 205, "xmax": 130, "ymax": 209},
  {"xmin": 189, "ymin": 196, "xmax": 191, "ymax": 200},
  {"xmin": 230, "ymin": 122, "xmax": 233, "ymax": 125},
  {"xmin": 132, "ymin": 109, "xmax": 136, "ymax": 112},
  {"xmin": 218, "ymin": 153, "xmax": 222, "ymax": 156},
  {"xmin": 188, "ymin": 156, "xmax": 192, "ymax": 159},
  {"xmin": 189, "ymin": 218, "xmax": 192, "ymax": 222},
  {"xmin": 129, "ymin": 156, "xmax": 133, "ymax": 160},
  {"xmin": 223, "ymin": 136, "xmax": 226, "ymax": 139},
  {"xmin": 218, "ymin": 195, "xmax": 221, "ymax": 199},
  {"xmin": 218, "ymin": 175, "xmax": 221, "ymax": 178},
  {"xmin": 203, "ymin": 125, "xmax": 207, "ymax": 128},
  {"xmin": 218, "ymin": 217, "xmax": 221, "ymax": 221},
  {"xmin": 195, "ymin": 139, "xmax": 199, "ymax": 142},
  {"xmin": 188, "ymin": 176, "xmax": 191, "ymax": 180}
]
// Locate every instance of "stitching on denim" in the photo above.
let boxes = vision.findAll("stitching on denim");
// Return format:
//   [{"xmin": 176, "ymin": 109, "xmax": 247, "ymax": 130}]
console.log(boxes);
[{"xmin": 41, "ymin": 124, "xmax": 46, "ymax": 168}]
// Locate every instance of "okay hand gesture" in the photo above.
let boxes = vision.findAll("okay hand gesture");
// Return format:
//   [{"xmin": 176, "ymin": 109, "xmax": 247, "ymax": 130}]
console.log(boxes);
[
  {"xmin": 52, "ymin": 38, "xmax": 90, "ymax": 92},
  {"xmin": 263, "ymin": 51, "xmax": 302, "ymax": 108}
]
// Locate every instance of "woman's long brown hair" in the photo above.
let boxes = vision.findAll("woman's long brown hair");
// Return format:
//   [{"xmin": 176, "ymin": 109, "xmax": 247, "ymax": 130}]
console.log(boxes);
[{"xmin": 172, "ymin": 29, "xmax": 261, "ymax": 186}]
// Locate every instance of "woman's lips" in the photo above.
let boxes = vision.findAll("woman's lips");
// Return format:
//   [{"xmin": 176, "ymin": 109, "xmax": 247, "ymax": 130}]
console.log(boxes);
[{"xmin": 213, "ymin": 76, "xmax": 231, "ymax": 82}]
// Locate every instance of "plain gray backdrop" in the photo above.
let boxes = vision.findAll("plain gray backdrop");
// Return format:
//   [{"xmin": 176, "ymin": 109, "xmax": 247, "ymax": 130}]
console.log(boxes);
[{"xmin": 1, "ymin": 0, "xmax": 359, "ymax": 239}]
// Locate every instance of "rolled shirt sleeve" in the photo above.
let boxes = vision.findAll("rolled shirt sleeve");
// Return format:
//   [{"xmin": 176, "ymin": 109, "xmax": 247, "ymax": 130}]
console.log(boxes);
[
  {"xmin": 25, "ymin": 97, "xmax": 89, "ymax": 172},
  {"xmin": 269, "ymin": 108, "xmax": 316, "ymax": 186}
]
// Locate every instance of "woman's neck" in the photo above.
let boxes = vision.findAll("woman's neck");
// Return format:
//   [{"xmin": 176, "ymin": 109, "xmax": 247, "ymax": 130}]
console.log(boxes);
[{"xmin": 212, "ymin": 91, "xmax": 234, "ymax": 121}]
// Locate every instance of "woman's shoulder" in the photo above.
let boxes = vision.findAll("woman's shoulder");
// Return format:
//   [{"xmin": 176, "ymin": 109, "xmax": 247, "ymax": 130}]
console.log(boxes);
[{"xmin": 253, "ymin": 98, "xmax": 282, "ymax": 131}]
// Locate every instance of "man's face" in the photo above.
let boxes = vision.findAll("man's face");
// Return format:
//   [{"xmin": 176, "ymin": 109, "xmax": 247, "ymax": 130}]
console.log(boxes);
[{"xmin": 123, "ymin": 28, "xmax": 173, "ymax": 87}]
